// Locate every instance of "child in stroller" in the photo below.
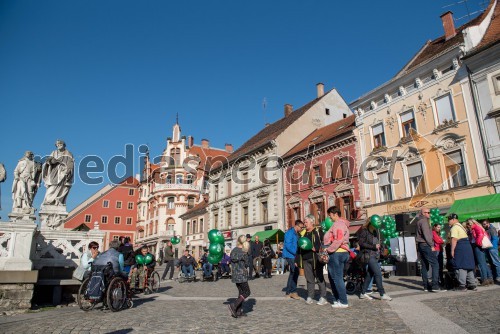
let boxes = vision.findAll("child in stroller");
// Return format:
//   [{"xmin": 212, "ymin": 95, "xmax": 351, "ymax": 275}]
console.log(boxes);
[{"xmin": 344, "ymin": 254, "xmax": 365, "ymax": 295}]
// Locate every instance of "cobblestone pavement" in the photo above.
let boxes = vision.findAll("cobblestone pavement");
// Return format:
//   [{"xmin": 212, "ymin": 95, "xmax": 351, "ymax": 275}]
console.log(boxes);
[{"xmin": 0, "ymin": 267, "xmax": 499, "ymax": 334}]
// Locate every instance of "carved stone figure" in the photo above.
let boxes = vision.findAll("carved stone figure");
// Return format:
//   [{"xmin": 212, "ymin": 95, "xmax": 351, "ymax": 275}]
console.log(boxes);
[
  {"xmin": 11, "ymin": 151, "xmax": 42, "ymax": 210},
  {"xmin": 0, "ymin": 162, "xmax": 6, "ymax": 210},
  {"xmin": 42, "ymin": 140, "xmax": 74, "ymax": 206}
]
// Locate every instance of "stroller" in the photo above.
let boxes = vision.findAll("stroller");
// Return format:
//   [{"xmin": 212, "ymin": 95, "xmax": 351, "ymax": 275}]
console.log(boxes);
[{"xmin": 344, "ymin": 255, "xmax": 366, "ymax": 295}]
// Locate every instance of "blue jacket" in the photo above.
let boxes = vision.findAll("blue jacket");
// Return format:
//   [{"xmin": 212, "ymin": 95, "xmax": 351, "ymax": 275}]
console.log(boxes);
[{"xmin": 283, "ymin": 227, "xmax": 298, "ymax": 259}]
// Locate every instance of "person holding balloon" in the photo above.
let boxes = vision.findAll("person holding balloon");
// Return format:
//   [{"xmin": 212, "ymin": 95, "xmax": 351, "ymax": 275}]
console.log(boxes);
[
  {"xmin": 130, "ymin": 245, "xmax": 156, "ymax": 290},
  {"xmin": 357, "ymin": 216, "xmax": 392, "ymax": 301},
  {"xmin": 228, "ymin": 235, "xmax": 251, "ymax": 318},
  {"xmin": 297, "ymin": 214, "xmax": 328, "ymax": 305}
]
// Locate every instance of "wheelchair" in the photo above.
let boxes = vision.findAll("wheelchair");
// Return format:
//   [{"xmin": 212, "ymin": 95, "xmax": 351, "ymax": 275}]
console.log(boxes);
[
  {"xmin": 77, "ymin": 263, "xmax": 133, "ymax": 312},
  {"xmin": 131, "ymin": 266, "xmax": 160, "ymax": 295},
  {"xmin": 178, "ymin": 266, "xmax": 197, "ymax": 283}
]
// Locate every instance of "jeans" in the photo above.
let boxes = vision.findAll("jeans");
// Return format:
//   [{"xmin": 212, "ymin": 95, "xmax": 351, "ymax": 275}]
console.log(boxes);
[
  {"xmin": 472, "ymin": 245, "xmax": 493, "ymax": 281},
  {"xmin": 221, "ymin": 263, "xmax": 230, "ymax": 275},
  {"xmin": 486, "ymin": 247, "xmax": 500, "ymax": 279},
  {"xmin": 285, "ymin": 258, "xmax": 299, "ymax": 294},
  {"xmin": 276, "ymin": 257, "xmax": 285, "ymax": 272},
  {"xmin": 327, "ymin": 252, "xmax": 349, "ymax": 305},
  {"xmin": 433, "ymin": 251, "xmax": 444, "ymax": 285},
  {"xmin": 365, "ymin": 262, "xmax": 381, "ymax": 291},
  {"xmin": 417, "ymin": 243, "xmax": 440, "ymax": 290},
  {"xmin": 181, "ymin": 265, "xmax": 194, "ymax": 277},
  {"xmin": 363, "ymin": 256, "xmax": 385, "ymax": 295},
  {"xmin": 202, "ymin": 262, "xmax": 213, "ymax": 277},
  {"xmin": 161, "ymin": 260, "xmax": 175, "ymax": 280}
]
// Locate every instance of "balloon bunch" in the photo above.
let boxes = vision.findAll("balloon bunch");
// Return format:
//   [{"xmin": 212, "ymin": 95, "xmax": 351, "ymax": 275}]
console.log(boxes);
[
  {"xmin": 171, "ymin": 236, "xmax": 181, "ymax": 245},
  {"xmin": 379, "ymin": 215, "xmax": 398, "ymax": 250},
  {"xmin": 320, "ymin": 217, "xmax": 333, "ymax": 233},
  {"xmin": 207, "ymin": 229, "xmax": 225, "ymax": 264},
  {"xmin": 430, "ymin": 208, "xmax": 446, "ymax": 241},
  {"xmin": 135, "ymin": 253, "xmax": 154, "ymax": 265}
]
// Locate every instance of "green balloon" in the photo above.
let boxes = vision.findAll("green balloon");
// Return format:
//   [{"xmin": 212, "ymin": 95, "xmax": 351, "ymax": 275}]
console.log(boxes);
[
  {"xmin": 144, "ymin": 253, "xmax": 154, "ymax": 265},
  {"xmin": 209, "ymin": 243, "xmax": 223, "ymax": 256},
  {"xmin": 135, "ymin": 254, "xmax": 145, "ymax": 265},
  {"xmin": 208, "ymin": 229, "xmax": 224, "ymax": 244},
  {"xmin": 298, "ymin": 237, "xmax": 312, "ymax": 251},
  {"xmin": 171, "ymin": 236, "xmax": 180, "ymax": 245},
  {"xmin": 321, "ymin": 217, "xmax": 333, "ymax": 232},
  {"xmin": 207, "ymin": 253, "xmax": 222, "ymax": 265},
  {"xmin": 370, "ymin": 215, "xmax": 382, "ymax": 228}
]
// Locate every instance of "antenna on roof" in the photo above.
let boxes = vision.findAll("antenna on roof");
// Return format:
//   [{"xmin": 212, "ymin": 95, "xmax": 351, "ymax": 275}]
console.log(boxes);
[
  {"xmin": 263, "ymin": 97, "xmax": 267, "ymax": 126},
  {"xmin": 442, "ymin": 0, "xmax": 485, "ymax": 22}
]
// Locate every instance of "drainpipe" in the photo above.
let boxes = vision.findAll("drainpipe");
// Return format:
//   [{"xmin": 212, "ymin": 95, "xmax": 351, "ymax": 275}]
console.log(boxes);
[{"xmin": 466, "ymin": 65, "xmax": 493, "ymax": 183}]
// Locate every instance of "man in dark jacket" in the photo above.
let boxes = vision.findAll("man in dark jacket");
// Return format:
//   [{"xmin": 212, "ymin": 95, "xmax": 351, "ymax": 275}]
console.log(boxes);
[
  {"xmin": 251, "ymin": 235, "xmax": 263, "ymax": 278},
  {"xmin": 161, "ymin": 240, "xmax": 175, "ymax": 281},
  {"xmin": 178, "ymin": 250, "xmax": 197, "ymax": 278},
  {"xmin": 416, "ymin": 208, "xmax": 441, "ymax": 292},
  {"xmin": 246, "ymin": 234, "xmax": 254, "ymax": 279}
]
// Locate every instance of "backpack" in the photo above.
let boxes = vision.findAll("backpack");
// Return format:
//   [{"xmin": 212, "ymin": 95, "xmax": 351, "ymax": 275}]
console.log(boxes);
[{"xmin": 86, "ymin": 270, "xmax": 106, "ymax": 301}]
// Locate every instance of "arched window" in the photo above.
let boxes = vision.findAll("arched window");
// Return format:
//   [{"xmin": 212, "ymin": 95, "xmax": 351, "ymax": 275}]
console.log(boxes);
[
  {"xmin": 166, "ymin": 173, "xmax": 172, "ymax": 184},
  {"xmin": 176, "ymin": 174, "xmax": 183, "ymax": 184}
]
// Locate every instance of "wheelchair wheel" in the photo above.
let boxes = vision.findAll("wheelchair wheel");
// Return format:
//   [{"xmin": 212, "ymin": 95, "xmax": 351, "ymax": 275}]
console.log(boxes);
[
  {"xmin": 77, "ymin": 278, "xmax": 96, "ymax": 311},
  {"xmin": 345, "ymin": 280, "xmax": 357, "ymax": 295},
  {"xmin": 106, "ymin": 277, "xmax": 127, "ymax": 312},
  {"xmin": 147, "ymin": 271, "xmax": 160, "ymax": 294}
]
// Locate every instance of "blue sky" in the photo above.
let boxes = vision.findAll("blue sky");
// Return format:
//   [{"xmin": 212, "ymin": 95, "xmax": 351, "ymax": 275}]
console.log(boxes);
[{"xmin": 0, "ymin": 0, "xmax": 488, "ymax": 215}]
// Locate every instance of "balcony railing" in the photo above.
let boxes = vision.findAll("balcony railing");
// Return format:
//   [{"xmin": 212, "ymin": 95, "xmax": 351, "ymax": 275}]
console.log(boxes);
[{"xmin": 153, "ymin": 183, "xmax": 200, "ymax": 192}]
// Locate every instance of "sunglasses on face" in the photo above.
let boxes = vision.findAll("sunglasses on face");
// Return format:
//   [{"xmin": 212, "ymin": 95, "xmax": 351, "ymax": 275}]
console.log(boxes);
[{"xmin": 91, "ymin": 247, "xmax": 99, "ymax": 250}]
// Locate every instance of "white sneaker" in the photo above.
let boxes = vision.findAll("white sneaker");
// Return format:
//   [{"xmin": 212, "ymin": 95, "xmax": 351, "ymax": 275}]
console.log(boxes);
[
  {"xmin": 359, "ymin": 293, "xmax": 373, "ymax": 300},
  {"xmin": 380, "ymin": 294, "xmax": 392, "ymax": 301},
  {"xmin": 365, "ymin": 290, "xmax": 373, "ymax": 295},
  {"xmin": 332, "ymin": 302, "xmax": 348, "ymax": 308},
  {"xmin": 305, "ymin": 297, "xmax": 314, "ymax": 304},
  {"xmin": 317, "ymin": 297, "xmax": 328, "ymax": 306}
]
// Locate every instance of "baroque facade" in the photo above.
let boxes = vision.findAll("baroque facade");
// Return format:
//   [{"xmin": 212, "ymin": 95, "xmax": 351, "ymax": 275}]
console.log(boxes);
[
  {"xmin": 207, "ymin": 84, "xmax": 353, "ymax": 242},
  {"xmin": 136, "ymin": 122, "xmax": 231, "ymax": 258},
  {"xmin": 349, "ymin": 8, "xmax": 496, "ymax": 217}
]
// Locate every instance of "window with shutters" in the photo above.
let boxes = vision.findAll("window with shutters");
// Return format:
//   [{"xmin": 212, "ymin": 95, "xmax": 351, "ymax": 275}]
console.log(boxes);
[
  {"xmin": 372, "ymin": 123, "xmax": 386, "ymax": 148},
  {"xmin": 400, "ymin": 109, "xmax": 416, "ymax": 137},
  {"xmin": 342, "ymin": 195, "xmax": 353, "ymax": 220},
  {"xmin": 407, "ymin": 162, "xmax": 425, "ymax": 196},
  {"xmin": 446, "ymin": 151, "xmax": 467, "ymax": 188},
  {"xmin": 242, "ymin": 206, "xmax": 249, "ymax": 226},
  {"xmin": 378, "ymin": 172, "xmax": 393, "ymax": 202},
  {"xmin": 434, "ymin": 94, "xmax": 456, "ymax": 124}
]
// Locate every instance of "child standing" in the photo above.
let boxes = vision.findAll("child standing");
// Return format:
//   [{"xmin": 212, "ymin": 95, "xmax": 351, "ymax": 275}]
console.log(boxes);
[{"xmin": 228, "ymin": 235, "xmax": 251, "ymax": 318}]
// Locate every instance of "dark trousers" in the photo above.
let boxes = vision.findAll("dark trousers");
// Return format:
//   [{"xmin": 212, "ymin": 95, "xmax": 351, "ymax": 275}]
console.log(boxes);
[
  {"xmin": 161, "ymin": 260, "xmax": 175, "ymax": 280},
  {"xmin": 248, "ymin": 256, "xmax": 253, "ymax": 278},
  {"xmin": 262, "ymin": 257, "xmax": 272, "ymax": 276},
  {"xmin": 236, "ymin": 282, "xmax": 251, "ymax": 298},
  {"xmin": 418, "ymin": 243, "xmax": 439, "ymax": 290},
  {"xmin": 433, "ymin": 250, "xmax": 444, "ymax": 285},
  {"xmin": 285, "ymin": 257, "xmax": 299, "ymax": 294},
  {"xmin": 362, "ymin": 256, "xmax": 385, "ymax": 295}
]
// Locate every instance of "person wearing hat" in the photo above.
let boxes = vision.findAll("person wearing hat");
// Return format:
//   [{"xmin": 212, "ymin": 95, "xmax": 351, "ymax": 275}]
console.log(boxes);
[{"xmin": 448, "ymin": 213, "xmax": 477, "ymax": 291}]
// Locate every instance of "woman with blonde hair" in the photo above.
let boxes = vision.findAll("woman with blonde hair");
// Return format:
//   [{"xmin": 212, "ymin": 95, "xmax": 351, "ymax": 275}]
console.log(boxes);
[
  {"xmin": 228, "ymin": 235, "xmax": 251, "ymax": 318},
  {"xmin": 465, "ymin": 218, "xmax": 493, "ymax": 285}
]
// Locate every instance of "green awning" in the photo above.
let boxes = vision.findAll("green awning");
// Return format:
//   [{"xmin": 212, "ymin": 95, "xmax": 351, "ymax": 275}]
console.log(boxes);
[
  {"xmin": 448, "ymin": 194, "xmax": 500, "ymax": 222},
  {"xmin": 251, "ymin": 229, "xmax": 284, "ymax": 243}
]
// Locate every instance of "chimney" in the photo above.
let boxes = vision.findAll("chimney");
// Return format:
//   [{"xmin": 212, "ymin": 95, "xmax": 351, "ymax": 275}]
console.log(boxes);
[
  {"xmin": 440, "ymin": 11, "xmax": 456, "ymax": 41},
  {"xmin": 188, "ymin": 136, "xmax": 194, "ymax": 148},
  {"xmin": 225, "ymin": 143, "xmax": 233, "ymax": 153},
  {"xmin": 316, "ymin": 83, "xmax": 325, "ymax": 98},
  {"xmin": 284, "ymin": 104, "xmax": 293, "ymax": 117},
  {"xmin": 201, "ymin": 139, "xmax": 209, "ymax": 149}
]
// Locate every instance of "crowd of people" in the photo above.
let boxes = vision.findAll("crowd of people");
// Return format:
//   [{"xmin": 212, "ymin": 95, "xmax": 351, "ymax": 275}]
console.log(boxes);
[{"xmin": 75, "ymin": 205, "xmax": 500, "ymax": 317}]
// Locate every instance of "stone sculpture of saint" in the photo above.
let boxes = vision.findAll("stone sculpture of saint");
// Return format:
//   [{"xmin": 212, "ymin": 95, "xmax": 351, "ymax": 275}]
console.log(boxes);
[
  {"xmin": 11, "ymin": 151, "xmax": 41, "ymax": 210},
  {"xmin": 42, "ymin": 140, "xmax": 74, "ymax": 206}
]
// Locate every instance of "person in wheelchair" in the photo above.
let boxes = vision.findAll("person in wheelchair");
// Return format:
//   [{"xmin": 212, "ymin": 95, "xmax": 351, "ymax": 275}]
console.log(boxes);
[
  {"xmin": 178, "ymin": 249, "xmax": 197, "ymax": 278},
  {"xmin": 130, "ymin": 245, "xmax": 156, "ymax": 290},
  {"xmin": 220, "ymin": 249, "xmax": 231, "ymax": 277},
  {"xmin": 200, "ymin": 249, "xmax": 213, "ymax": 278},
  {"xmin": 92, "ymin": 240, "xmax": 128, "ymax": 279}
]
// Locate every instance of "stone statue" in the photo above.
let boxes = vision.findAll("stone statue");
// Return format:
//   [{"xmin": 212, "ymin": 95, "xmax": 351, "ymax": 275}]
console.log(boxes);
[
  {"xmin": 0, "ymin": 162, "xmax": 6, "ymax": 211},
  {"xmin": 42, "ymin": 140, "xmax": 74, "ymax": 206},
  {"xmin": 11, "ymin": 151, "xmax": 42, "ymax": 210}
]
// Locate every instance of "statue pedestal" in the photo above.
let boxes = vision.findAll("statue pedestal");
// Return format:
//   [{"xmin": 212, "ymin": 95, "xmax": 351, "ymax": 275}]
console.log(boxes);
[
  {"xmin": 8, "ymin": 208, "xmax": 36, "ymax": 223},
  {"xmin": 39, "ymin": 205, "xmax": 68, "ymax": 230}
]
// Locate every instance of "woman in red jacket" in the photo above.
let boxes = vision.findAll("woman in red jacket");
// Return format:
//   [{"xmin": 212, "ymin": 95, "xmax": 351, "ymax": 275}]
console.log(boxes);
[
  {"xmin": 465, "ymin": 219, "xmax": 493, "ymax": 285},
  {"xmin": 432, "ymin": 224, "xmax": 444, "ymax": 287}
]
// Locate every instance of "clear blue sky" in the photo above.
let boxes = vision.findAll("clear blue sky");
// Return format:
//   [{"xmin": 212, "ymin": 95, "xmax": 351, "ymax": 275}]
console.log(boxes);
[{"xmin": 0, "ymin": 0, "xmax": 488, "ymax": 215}]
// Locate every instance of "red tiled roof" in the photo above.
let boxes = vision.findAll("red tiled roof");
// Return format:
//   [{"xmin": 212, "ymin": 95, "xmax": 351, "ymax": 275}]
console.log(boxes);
[
  {"xmin": 189, "ymin": 145, "xmax": 230, "ymax": 170},
  {"xmin": 468, "ymin": 1, "xmax": 500, "ymax": 55},
  {"xmin": 227, "ymin": 95, "xmax": 327, "ymax": 163},
  {"xmin": 283, "ymin": 115, "xmax": 356, "ymax": 159},
  {"xmin": 396, "ymin": 2, "xmax": 494, "ymax": 76}
]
